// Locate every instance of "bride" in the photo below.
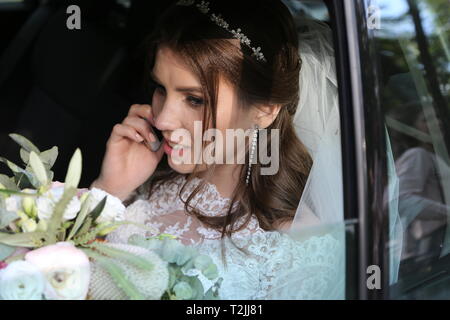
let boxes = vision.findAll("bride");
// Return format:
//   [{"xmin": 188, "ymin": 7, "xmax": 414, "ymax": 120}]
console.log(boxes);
[{"xmin": 89, "ymin": 0, "xmax": 346, "ymax": 299}]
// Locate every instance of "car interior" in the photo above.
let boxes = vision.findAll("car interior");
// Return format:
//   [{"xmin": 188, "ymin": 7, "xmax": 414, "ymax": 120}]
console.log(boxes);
[
  {"xmin": 0, "ymin": 0, "xmax": 334, "ymax": 185},
  {"xmin": 0, "ymin": 0, "xmax": 182, "ymax": 187},
  {"xmin": 2, "ymin": 0, "xmax": 447, "ymax": 299}
]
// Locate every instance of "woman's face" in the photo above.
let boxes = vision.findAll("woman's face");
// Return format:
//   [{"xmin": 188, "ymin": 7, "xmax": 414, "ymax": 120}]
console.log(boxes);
[{"xmin": 151, "ymin": 46, "xmax": 256, "ymax": 174}]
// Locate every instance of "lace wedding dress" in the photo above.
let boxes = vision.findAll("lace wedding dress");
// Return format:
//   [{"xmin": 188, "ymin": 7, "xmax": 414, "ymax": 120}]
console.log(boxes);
[{"xmin": 106, "ymin": 174, "xmax": 346, "ymax": 300}]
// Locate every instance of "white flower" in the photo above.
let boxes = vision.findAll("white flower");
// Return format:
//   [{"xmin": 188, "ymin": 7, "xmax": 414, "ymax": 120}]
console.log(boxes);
[
  {"xmin": 5, "ymin": 196, "xmax": 20, "ymax": 212},
  {"xmin": 0, "ymin": 260, "xmax": 46, "ymax": 300},
  {"xmin": 88, "ymin": 188, "xmax": 125, "ymax": 224},
  {"xmin": 21, "ymin": 219, "xmax": 37, "ymax": 233},
  {"xmin": 25, "ymin": 242, "xmax": 90, "ymax": 300},
  {"xmin": 36, "ymin": 186, "xmax": 81, "ymax": 221}
]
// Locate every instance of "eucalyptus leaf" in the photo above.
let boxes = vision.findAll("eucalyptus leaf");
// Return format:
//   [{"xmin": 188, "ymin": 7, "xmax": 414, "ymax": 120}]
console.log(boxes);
[
  {"xmin": 13, "ymin": 171, "xmax": 35, "ymax": 189},
  {"xmin": 0, "ymin": 174, "xmax": 19, "ymax": 191},
  {"xmin": 40, "ymin": 147, "xmax": 58, "ymax": 168},
  {"xmin": 21, "ymin": 147, "xmax": 58, "ymax": 169},
  {"xmin": 29, "ymin": 151, "xmax": 48, "ymax": 186},
  {"xmin": 8, "ymin": 133, "xmax": 40, "ymax": 154},
  {"xmin": 19, "ymin": 148, "xmax": 30, "ymax": 165},
  {"xmin": 65, "ymin": 148, "xmax": 82, "ymax": 190},
  {"xmin": 2, "ymin": 159, "xmax": 39, "ymax": 189},
  {"xmin": 0, "ymin": 157, "xmax": 25, "ymax": 175},
  {"xmin": 0, "ymin": 243, "xmax": 15, "ymax": 261},
  {"xmin": 186, "ymin": 276, "xmax": 205, "ymax": 300}
]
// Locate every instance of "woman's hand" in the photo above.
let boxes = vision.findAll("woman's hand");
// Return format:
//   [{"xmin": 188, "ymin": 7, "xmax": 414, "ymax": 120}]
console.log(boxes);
[{"xmin": 91, "ymin": 104, "xmax": 164, "ymax": 201}]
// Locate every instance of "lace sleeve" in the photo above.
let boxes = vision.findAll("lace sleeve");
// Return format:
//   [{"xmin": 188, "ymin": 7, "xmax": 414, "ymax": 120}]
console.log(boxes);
[{"xmin": 251, "ymin": 230, "xmax": 346, "ymax": 300}]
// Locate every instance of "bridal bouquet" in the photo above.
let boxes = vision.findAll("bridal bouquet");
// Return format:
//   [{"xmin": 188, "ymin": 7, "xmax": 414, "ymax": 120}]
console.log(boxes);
[{"xmin": 0, "ymin": 134, "xmax": 222, "ymax": 300}]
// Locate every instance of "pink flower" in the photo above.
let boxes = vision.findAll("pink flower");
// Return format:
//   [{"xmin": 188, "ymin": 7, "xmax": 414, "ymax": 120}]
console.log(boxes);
[
  {"xmin": 10, "ymin": 247, "xmax": 31, "ymax": 258},
  {"xmin": 50, "ymin": 181, "xmax": 66, "ymax": 188},
  {"xmin": 0, "ymin": 261, "xmax": 8, "ymax": 270},
  {"xmin": 25, "ymin": 242, "xmax": 90, "ymax": 300}
]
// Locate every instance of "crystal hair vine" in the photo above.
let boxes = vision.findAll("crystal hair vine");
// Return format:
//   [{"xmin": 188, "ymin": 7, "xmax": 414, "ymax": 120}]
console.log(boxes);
[{"xmin": 176, "ymin": 0, "xmax": 267, "ymax": 62}]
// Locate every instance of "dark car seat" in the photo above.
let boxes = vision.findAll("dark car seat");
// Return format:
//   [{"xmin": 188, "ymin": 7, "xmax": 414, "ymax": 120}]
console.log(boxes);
[{"xmin": 0, "ymin": 0, "xmax": 175, "ymax": 187}]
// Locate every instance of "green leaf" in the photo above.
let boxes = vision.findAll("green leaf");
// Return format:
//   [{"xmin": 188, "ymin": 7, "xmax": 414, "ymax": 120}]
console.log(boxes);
[
  {"xmin": 75, "ymin": 216, "xmax": 93, "ymax": 239},
  {"xmin": 0, "ymin": 189, "xmax": 38, "ymax": 197},
  {"xmin": 89, "ymin": 196, "xmax": 107, "ymax": 223},
  {"xmin": 40, "ymin": 147, "xmax": 59, "ymax": 168},
  {"xmin": 0, "ymin": 208, "xmax": 19, "ymax": 229},
  {"xmin": 65, "ymin": 149, "xmax": 82, "ymax": 190},
  {"xmin": 21, "ymin": 147, "xmax": 58, "ymax": 171},
  {"xmin": 0, "ymin": 231, "xmax": 48, "ymax": 248},
  {"xmin": 19, "ymin": 148, "xmax": 30, "ymax": 165},
  {"xmin": 81, "ymin": 248, "xmax": 145, "ymax": 300},
  {"xmin": 87, "ymin": 241, "xmax": 154, "ymax": 270},
  {"xmin": 1, "ymin": 158, "xmax": 38, "ymax": 189},
  {"xmin": 73, "ymin": 221, "xmax": 145, "ymax": 246},
  {"xmin": 46, "ymin": 187, "xmax": 78, "ymax": 244},
  {"xmin": 8, "ymin": 133, "xmax": 40, "ymax": 154},
  {"xmin": 0, "ymin": 174, "xmax": 19, "ymax": 191},
  {"xmin": 67, "ymin": 194, "xmax": 92, "ymax": 241},
  {"xmin": 0, "ymin": 243, "xmax": 16, "ymax": 261},
  {"xmin": 47, "ymin": 169, "xmax": 54, "ymax": 182},
  {"xmin": 187, "ymin": 276, "xmax": 205, "ymax": 300},
  {"xmin": 29, "ymin": 151, "xmax": 48, "ymax": 186},
  {"xmin": 203, "ymin": 277, "xmax": 223, "ymax": 300}
]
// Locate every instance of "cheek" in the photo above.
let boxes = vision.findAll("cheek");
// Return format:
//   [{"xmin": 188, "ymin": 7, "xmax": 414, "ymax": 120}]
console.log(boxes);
[{"xmin": 151, "ymin": 91, "xmax": 164, "ymax": 115}]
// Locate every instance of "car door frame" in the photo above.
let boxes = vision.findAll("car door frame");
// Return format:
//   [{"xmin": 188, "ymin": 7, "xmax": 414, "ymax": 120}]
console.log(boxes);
[{"xmin": 330, "ymin": 0, "xmax": 391, "ymax": 300}]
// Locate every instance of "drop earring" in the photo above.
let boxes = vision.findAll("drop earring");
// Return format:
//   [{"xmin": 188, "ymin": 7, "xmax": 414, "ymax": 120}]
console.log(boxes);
[{"xmin": 245, "ymin": 124, "xmax": 259, "ymax": 185}]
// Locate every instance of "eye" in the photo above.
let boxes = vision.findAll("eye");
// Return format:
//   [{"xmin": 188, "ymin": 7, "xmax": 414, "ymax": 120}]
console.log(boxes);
[
  {"xmin": 154, "ymin": 84, "xmax": 166, "ymax": 96},
  {"xmin": 186, "ymin": 95, "xmax": 204, "ymax": 107}
]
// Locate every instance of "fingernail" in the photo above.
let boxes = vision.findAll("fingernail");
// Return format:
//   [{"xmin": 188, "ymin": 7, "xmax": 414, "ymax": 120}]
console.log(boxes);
[
  {"xmin": 149, "ymin": 133, "xmax": 156, "ymax": 142},
  {"xmin": 135, "ymin": 133, "xmax": 144, "ymax": 142}
]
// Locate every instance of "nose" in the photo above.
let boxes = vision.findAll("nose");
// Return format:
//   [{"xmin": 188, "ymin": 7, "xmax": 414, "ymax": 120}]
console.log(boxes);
[{"xmin": 153, "ymin": 97, "xmax": 183, "ymax": 135}]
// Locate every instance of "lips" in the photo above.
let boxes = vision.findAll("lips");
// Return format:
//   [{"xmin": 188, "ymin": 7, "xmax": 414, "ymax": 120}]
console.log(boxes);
[
  {"xmin": 163, "ymin": 138, "xmax": 185, "ymax": 157},
  {"xmin": 163, "ymin": 136, "xmax": 189, "ymax": 149}
]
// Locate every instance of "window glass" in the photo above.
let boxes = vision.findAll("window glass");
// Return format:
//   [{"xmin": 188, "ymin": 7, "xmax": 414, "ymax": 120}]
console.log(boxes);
[{"xmin": 375, "ymin": 0, "xmax": 450, "ymax": 299}]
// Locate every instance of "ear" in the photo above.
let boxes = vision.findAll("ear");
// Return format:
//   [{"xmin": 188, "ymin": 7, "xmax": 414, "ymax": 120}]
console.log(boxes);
[{"xmin": 253, "ymin": 104, "xmax": 282, "ymax": 128}]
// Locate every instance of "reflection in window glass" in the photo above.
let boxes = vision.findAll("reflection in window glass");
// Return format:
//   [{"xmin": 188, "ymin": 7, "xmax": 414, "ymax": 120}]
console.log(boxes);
[{"xmin": 375, "ymin": 0, "xmax": 450, "ymax": 299}]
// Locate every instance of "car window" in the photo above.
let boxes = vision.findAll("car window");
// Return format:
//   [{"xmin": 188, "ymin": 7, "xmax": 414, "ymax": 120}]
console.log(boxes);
[
  {"xmin": 279, "ymin": 0, "xmax": 351, "ymax": 300},
  {"xmin": 374, "ymin": 0, "xmax": 450, "ymax": 299}
]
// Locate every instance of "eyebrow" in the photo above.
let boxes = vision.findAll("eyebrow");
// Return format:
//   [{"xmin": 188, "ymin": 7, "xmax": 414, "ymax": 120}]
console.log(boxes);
[{"xmin": 150, "ymin": 71, "xmax": 203, "ymax": 93}]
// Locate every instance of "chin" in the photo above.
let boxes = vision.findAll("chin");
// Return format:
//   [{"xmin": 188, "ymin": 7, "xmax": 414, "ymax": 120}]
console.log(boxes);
[{"xmin": 167, "ymin": 156, "xmax": 196, "ymax": 174}]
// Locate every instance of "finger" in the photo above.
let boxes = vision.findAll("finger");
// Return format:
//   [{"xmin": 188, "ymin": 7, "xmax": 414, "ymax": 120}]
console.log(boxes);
[
  {"xmin": 128, "ymin": 104, "xmax": 154, "ymax": 123},
  {"xmin": 109, "ymin": 123, "xmax": 144, "ymax": 145},
  {"xmin": 123, "ymin": 116, "xmax": 158, "ymax": 144}
]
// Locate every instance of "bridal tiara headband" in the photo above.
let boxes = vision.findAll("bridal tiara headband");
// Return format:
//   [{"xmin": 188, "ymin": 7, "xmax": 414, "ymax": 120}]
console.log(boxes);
[{"xmin": 175, "ymin": 0, "xmax": 267, "ymax": 62}]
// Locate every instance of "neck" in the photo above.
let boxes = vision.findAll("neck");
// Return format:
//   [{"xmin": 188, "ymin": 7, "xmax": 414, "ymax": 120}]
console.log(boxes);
[{"xmin": 198, "ymin": 164, "xmax": 243, "ymax": 199}]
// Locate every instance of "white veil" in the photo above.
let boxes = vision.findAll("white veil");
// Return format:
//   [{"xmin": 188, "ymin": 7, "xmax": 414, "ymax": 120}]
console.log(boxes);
[
  {"xmin": 266, "ymin": 17, "xmax": 347, "ymax": 299},
  {"xmin": 268, "ymin": 15, "xmax": 404, "ymax": 300}
]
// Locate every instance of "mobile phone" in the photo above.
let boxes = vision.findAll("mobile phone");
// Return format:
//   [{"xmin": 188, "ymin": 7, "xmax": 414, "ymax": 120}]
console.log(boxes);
[{"xmin": 140, "ymin": 116, "xmax": 163, "ymax": 152}]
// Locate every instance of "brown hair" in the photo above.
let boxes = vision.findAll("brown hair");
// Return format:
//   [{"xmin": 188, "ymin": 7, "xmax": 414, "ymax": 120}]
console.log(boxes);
[{"xmin": 136, "ymin": 0, "xmax": 312, "ymax": 264}]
